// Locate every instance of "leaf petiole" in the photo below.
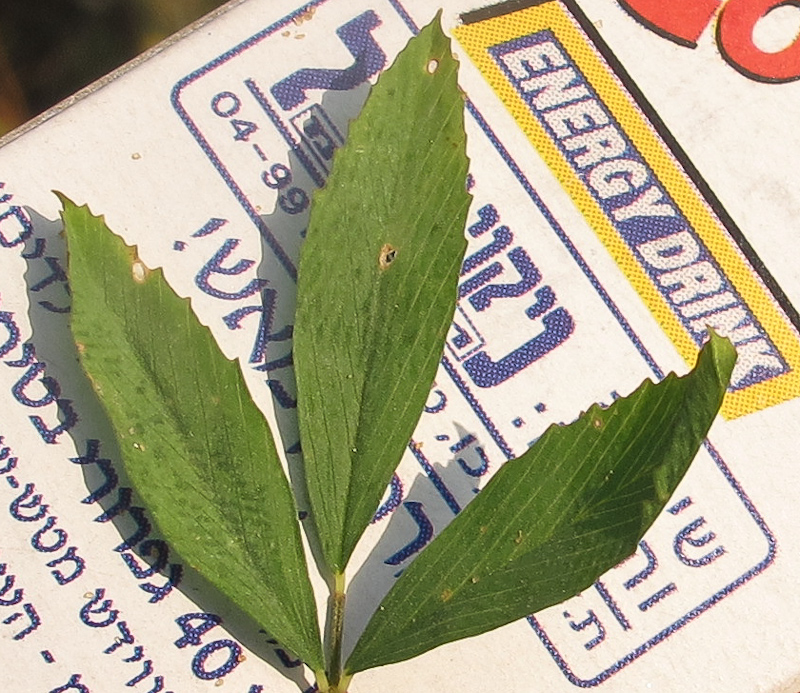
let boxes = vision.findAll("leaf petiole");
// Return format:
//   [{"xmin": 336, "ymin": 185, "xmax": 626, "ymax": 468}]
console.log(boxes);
[{"xmin": 324, "ymin": 571, "xmax": 347, "ymax": 691}]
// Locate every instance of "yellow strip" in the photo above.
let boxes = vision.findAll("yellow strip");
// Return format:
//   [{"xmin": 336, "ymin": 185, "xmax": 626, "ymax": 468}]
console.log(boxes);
[{"xmin": 454, "ymin": 1, "xmax": 800, "ymax": 418}]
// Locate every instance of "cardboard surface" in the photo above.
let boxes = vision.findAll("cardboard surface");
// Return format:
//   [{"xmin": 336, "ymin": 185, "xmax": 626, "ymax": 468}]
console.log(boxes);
[{"xmin": 0, "ymin": 0, "xmax": 798, "ymax": 690}]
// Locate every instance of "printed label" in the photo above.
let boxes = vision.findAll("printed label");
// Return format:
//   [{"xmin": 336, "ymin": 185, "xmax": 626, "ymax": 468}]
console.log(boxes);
[
  {"xmin": 619, "ymin": 0, "xmax": 800, "ymax": 82},
  {"xmin": 454, "ymin": 0, "xmax": 800, "ymax": 419}
]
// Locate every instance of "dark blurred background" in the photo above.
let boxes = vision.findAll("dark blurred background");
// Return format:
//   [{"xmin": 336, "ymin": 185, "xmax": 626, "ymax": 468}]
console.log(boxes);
[{"xmin": 0, "ymin": 0, "xmax": 229, "ymax": 136}]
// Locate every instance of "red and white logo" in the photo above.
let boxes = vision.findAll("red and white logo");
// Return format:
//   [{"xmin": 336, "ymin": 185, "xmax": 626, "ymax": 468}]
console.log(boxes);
[{"xmin": 619, "ymin": 0, "xmax": 800, "ymax": 82}]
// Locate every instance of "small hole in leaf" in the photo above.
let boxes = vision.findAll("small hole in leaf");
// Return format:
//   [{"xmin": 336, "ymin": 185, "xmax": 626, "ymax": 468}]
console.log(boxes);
[
  {"xmin": 427, "ymin": 58, "xmax": 439, "ymax": 74},
  {"xmin": 379, "ymin": 243, "xmax": 397, "ymax": 270}
]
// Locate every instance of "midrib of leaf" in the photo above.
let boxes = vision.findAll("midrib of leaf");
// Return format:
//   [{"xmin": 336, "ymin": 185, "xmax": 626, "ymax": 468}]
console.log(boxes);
[
  {"xmin": 343, "ymin": 205, "xmax": 465, "ymax": 543},
  {"xmin": 341, "ymin": 140, "xmax": 471, "ymax": 558},
  {"xmin": 124, "ymin": 296, "xmax": 249, "ymax": 536},
  {"xmin": 111, "ymin": 299, "xmax": 259, "ymax": 556},
  {"xmin": 85, "ymin": 272, "xmax": 261, "ymax": 558}
]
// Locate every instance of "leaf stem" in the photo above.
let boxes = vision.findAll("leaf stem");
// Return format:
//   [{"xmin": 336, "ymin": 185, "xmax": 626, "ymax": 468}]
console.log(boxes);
[
  {"xmin": 314, "ymin": 669, "xmax": 330, "ymax": 693},
  {"xmin": 325, "ymin": 571, "xmax": 347, "ymax": 691}
]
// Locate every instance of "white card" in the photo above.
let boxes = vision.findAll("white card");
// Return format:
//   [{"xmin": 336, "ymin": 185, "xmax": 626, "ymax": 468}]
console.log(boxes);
[{"xmin": 1, "ymin": 1, "xmax": 798, "ymax": 691}]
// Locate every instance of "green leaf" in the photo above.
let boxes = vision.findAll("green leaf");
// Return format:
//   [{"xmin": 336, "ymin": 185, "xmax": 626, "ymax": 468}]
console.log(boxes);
[
  {"xmin": 60, "ymin": 196, "xmax": 324, "ymax": 672},
  {"xmin": 346, "ymin": 332, "xmax": 735, "ymax": 673},
  {"xmin": 294, "ymin": 15, "xmax": 472, "ymax": 574}
]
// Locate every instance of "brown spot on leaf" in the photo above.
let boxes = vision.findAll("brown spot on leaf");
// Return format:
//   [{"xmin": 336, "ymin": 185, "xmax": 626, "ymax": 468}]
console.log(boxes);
[
  {"xmin": 441, "ymin": 588, "xmax": 453, "ymax": 602},
  {"xmin": 132, "ymin": 259, "xmax": 148, "ymax": 284},
  {"xmin": 514, "ymin": 530, "xmax": 524, "ymax": 545},
  {"xmin": 379, "ymin": 243, "xmax": 397, "ymax": 270}
]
